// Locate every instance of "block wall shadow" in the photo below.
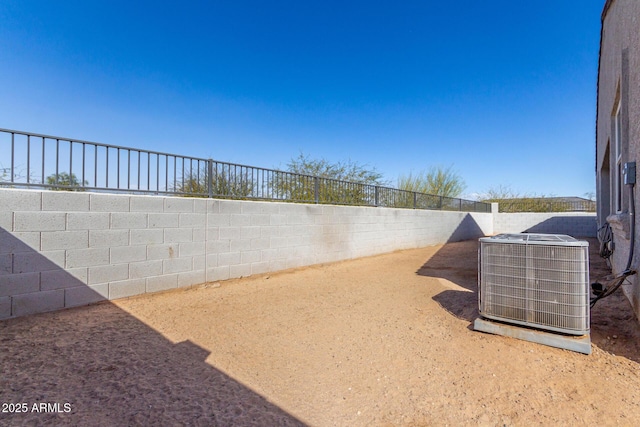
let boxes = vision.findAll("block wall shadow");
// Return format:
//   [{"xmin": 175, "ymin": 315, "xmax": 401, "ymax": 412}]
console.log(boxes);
[
  {"xmin": 446, "ymin": 213, "xmax": 486, "ymax": 243},
  {"xmin": 1, "ymin": 226, "xmax": 105, "ymax": 318},
  {"xmin": 523, "ymin": 215, "xmax": 597, "ymax": 237},
  {"xmin": 0, "ymin": 229, "xmax": 305, "ymax": 426}
]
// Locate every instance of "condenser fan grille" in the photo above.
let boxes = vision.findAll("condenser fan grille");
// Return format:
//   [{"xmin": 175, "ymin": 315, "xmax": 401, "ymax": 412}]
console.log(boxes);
[{"xmin": 479, "ymin": 234, "xmax": 590, "ymax": 336}]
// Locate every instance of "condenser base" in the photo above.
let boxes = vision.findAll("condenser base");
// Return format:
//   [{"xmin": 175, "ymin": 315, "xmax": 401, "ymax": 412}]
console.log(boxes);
[{"xmin": 473, "ymin": 317, "xmax": 591, "ymax": 355}]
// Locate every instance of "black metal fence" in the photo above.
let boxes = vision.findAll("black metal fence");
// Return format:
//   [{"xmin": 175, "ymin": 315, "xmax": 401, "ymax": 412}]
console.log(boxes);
[
  {"xmin": 494, "ymin": 199, "xmax": 596, "ymax": 213},
  {"xmin": 0, "ymin": 128, "xmax": 491, "ymax": 213}
]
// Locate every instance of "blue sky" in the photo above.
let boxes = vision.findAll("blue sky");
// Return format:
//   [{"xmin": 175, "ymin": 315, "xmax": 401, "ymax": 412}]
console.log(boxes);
[{"xmin": 0, "ymin": 1, "xmax": 602, "ymax": 199}]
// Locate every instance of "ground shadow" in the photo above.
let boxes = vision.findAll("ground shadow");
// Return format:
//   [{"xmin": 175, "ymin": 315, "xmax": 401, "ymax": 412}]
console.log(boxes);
[
  {"xmin": 416, "ymin": 239, "xmax": 479, "ymax": 323},
  {"xmin": 587, "ymin": 238, "xmax": 640, "ymax": 363},
  {"xmin": 0, "ymin": 228, "xmax": 305, "ymax": 426},
  {"xmin": 418, "ymin": 238, "xmax": 640, "ymax": 362}
]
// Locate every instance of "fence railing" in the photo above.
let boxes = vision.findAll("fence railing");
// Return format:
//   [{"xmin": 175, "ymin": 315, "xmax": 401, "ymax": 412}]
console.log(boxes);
[
  {"xmin": 0, "ymin": 128, "xmax": 491, "ymax": 213},
  {"xmin": 493, "ymin": 199, "xmax": 596, "ymax": 213}
]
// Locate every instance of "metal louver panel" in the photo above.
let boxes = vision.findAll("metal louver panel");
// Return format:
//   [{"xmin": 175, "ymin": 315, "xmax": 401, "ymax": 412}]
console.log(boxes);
[{"xmin": 478, "ymin": 234, "xmax": 590, "ymax": 336}]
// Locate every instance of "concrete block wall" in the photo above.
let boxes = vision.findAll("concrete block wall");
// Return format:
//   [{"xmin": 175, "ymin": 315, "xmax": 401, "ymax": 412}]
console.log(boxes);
[
  {"xmin": 493, "ymin": 212, "xmax": 597, "ymax": 238},
  {"xmin": 0, "ymin": 190, "xmax": 211, "ymax": 319},
  {"xmin": 0, "ymin": 188, "xmax": 493, "ymax": 319},
  {"xmin": 206, "ymin": 199, "xmax": 493, "ymax": 280}
]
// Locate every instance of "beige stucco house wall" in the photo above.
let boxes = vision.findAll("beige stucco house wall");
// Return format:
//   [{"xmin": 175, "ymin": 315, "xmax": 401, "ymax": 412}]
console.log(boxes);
[{"xmin": 596, "ymin": 0, "xmax": 640, "ymax": 317}]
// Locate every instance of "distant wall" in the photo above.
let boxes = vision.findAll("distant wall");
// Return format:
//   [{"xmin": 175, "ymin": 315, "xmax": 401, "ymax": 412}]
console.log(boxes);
[
  {"xmin": 493, "ymin": 212, "xmax": 597, "ymax": 237},
  {"xmin": 0, "ymin": 188, "xmax": 493, "ymax": 319}
]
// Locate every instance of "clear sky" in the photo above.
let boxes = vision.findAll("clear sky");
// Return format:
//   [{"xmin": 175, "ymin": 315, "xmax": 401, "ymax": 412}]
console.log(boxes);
[{"xmin": 0, "ymin": 1, "xmax": 603, "ymax": 200}]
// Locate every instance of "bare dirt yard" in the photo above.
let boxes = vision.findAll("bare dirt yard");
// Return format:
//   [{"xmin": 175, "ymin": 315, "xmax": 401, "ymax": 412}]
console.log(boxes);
[{"xmin": 2, "ymin": 238, "xmax": 640, "ymax": 426}]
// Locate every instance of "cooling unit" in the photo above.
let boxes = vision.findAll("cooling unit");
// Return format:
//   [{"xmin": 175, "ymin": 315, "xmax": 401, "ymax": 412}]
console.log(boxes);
[{"xmin": 476, "ymin": 233, "xmax": 590, "ymax": 344}]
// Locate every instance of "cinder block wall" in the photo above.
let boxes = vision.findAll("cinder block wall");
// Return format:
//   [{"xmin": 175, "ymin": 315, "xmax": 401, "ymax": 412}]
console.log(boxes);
[
  {"xmin": 493, "ymin": 212, "xmax": 597, "ymax": 237},
  {"xmin": 0, "ymin": 188, "xmax": 493, "ymax": 319}
]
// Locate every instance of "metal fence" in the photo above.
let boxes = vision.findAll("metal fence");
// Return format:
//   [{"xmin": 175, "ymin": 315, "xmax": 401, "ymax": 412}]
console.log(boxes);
[
  {"xmin": 495, "ymin": 199, "xmax": 596, "ymax": 213},
  {"xmin": 0, "ymin": 128, "xmax": 491, "ymax": 213}
]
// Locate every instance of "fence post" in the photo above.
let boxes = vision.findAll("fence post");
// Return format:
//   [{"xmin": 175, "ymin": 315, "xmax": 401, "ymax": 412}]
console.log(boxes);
[
  {"xmin": 314, "ymin": 177, "xmax": 319, "ymax": 204},
  {"xmin": 439, "ymin": 196, "xmax": 443, "ymax": 210},
  {"xmin": 207, "ymin": 159, "xmax": 213, "ymax": 198},
  {"xmin": 374, "ymin": 186, "xmax": 379, "ymax": 207},
  {"xmin": 413, "ymin": 192, "xmax": 417, "ymax": 209},
  {"xmin": 459, "ymin": 199, "xmax": 462, "ymax": 211}
]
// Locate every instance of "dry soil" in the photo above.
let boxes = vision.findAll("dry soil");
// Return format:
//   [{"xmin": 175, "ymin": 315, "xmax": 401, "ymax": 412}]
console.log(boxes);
[{"xmin": 2, "ymin": 238, "xmax": 640, "ymax": 426}]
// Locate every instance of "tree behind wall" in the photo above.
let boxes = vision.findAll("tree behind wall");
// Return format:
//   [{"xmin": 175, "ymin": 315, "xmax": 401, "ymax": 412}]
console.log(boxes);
[
  {"xmin": 273, "ymin": 153, "xmax": 387, "ymax": 205},
  {"xmin": 46, "ymin": 172, "xmax": 88, "ymax": 191},
  {"xmin": 174, "ymin": 163, "xmax": 253, "ymax": 198},
  {"xmin": 397, "ymin": 166, "xmax": 466, "ymax": 199}
]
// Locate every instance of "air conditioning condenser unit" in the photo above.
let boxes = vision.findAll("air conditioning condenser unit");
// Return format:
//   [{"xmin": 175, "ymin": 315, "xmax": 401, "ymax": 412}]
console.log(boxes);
[{"xmin": 474, "ymin": 233, "xmax": 591, "ymax": 354}]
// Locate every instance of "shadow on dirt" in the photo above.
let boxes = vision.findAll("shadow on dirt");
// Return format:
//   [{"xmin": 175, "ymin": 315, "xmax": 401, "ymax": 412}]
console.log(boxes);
[
  {"xmin": 587, "ymin": 238, "xmax": 640, "ymax": 363},
  {"xmin": 416, "ymin": 240, "xmax": 479, "ymax": 323},
  {"xmin": 0, "ymin": 304, "xmax": 307, "ymax": 426},
  {"xmin": 0, "ymin": 228, "xmax": 306, "ymax": 426}
]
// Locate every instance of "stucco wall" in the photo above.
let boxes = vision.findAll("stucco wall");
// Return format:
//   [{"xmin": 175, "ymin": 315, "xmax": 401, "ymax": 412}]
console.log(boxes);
[
  {"xmin": 0, "ymin": 188, "xmax": 493, "ymax": 320},
  {"xmin": 596, "ymin": 0, "xmax": 640, "ymax": 318}
]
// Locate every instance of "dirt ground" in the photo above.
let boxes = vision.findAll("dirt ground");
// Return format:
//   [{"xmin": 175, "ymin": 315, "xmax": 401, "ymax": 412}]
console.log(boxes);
[{"xmin": 2, "ymin": 238, "xmax": 640, "ymax": 426}]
